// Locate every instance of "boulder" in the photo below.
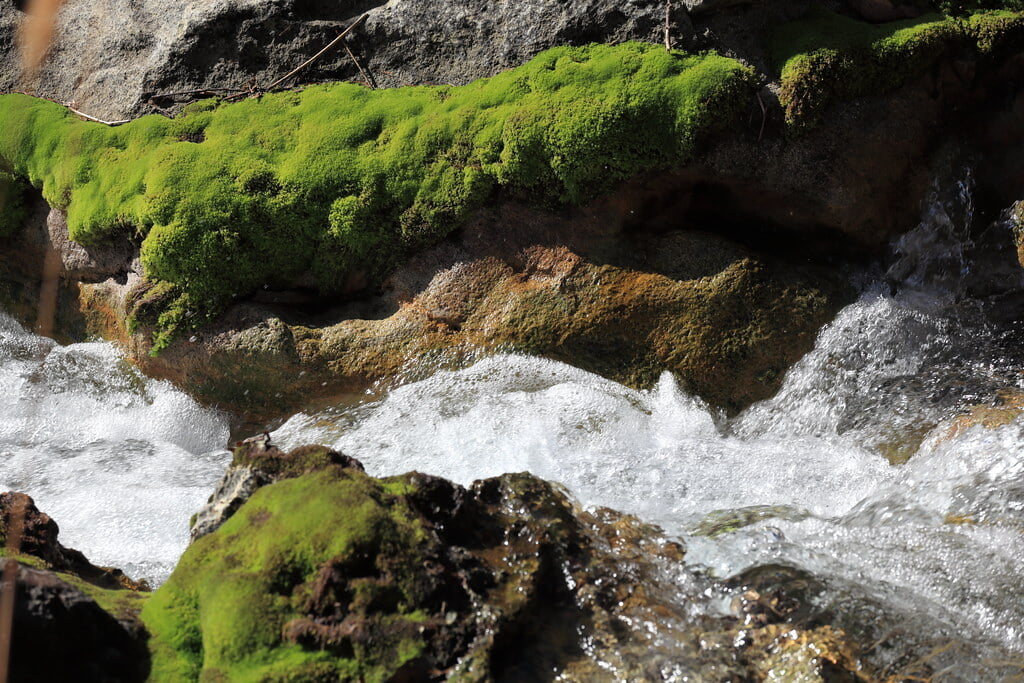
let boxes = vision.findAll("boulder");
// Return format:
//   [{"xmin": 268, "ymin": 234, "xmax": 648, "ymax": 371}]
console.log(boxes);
[{"xmin": 149, "ymin": 457, "xmax": 872, "ymax": 680}]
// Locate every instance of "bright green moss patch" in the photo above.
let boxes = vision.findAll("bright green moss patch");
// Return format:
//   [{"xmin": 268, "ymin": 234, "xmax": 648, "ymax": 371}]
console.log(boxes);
[
  {"xmin": 773, "ymin": 8, "xmax": 1024, "ymax": 129},
  {"xmin": 141, "ymin": 467, "xmax": 432, "ymax": 682},
  {"xmin": 0, "ymin": 43, "xmax": 754, "ymax": 350}
]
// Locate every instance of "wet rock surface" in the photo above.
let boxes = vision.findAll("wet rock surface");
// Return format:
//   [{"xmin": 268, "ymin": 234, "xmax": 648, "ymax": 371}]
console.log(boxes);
[
  {"xmin": 151, "ymin": 451, "xmax": 877, "ymax": 680},
  {"xmin": 6, "ymin": 563, "xmax": 149, "ymax": 683}
]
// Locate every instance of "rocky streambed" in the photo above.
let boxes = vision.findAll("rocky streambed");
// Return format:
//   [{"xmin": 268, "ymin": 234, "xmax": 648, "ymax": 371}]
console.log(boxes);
[{"xmin": 3, "ymin": 0, "xmax": 1024, "ymax": 680}]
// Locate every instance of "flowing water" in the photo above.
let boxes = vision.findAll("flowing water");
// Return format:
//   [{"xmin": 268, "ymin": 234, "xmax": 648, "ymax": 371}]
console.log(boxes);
[
  {"xmin": 4, "ymin": 173, "xmax": 1024, "ymax": 677},
  {"xmin": 0, "ymin": 319, "xmax": 230, "ymax": 582}
]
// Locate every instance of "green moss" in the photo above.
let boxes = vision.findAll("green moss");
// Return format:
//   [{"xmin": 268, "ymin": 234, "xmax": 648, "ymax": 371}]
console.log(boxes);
[
  {"xmin": 141, "ymin": 468, "xmax": 433, "ymax": 682},
  {"xmin": 0, "ymin": 169, "xmax": 28, "ymax": 238},
  {"xmin": 0, "ymin": 43, "xmax": 754, "ymax": 350},
  {"xmin": 773, "ymin": 8, "xmax": 1024, "ymax": 130}
]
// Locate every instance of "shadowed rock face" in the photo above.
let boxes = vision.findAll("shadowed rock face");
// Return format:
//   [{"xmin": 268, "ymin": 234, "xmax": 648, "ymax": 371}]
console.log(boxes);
[
  {"xmin": 0, "ymin": 493, "xmax": 150, "ymax": 681},
  {"xmin": 8, "ymin": 564, "xmax": 149, "ymax": 683}
]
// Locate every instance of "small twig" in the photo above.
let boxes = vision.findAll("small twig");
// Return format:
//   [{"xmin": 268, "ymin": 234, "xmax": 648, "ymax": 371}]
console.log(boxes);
[
  {"xmin": 755, "ymin": 92, "xmax": 767, "ymax": 142},
  {"xmin": 264, "ymin": 14, "xmax": 368, "ymax": 92},
  {"xmin": 66, "ymin": 105, "xmax": 131, "ymax": 126},
  {"xmin": 665, "ymin": 0, "xmax": 672, "ymax": 52},
  {"xmin": 344, "ymin": 43, "xmax": 376, "ymax": 89},
  {"xmin": 149, "ymin": 87, "xmax": 247, "ymax": 100}
]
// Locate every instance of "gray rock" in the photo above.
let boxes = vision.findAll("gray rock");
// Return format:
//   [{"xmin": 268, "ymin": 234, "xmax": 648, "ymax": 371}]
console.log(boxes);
[
  {"xmin": 0, "ymin": 0, "xmax": 775, "ymax": 120},
  {"xmin": 189, "ymin": 464, "xmax": 271, "ymax": 542},
  {"xmin": 46, "ymin": 209, "xmax": 134, "ymax": 283}
]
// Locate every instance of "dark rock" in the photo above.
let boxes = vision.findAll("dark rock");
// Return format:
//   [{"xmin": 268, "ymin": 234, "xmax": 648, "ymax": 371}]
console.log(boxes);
[
  {"xmin": 6, "ymin": 563, "xmax": 149, "ymax": 683},
  {"xmin": 158, "ymin": 458, "xmax": 875, "ymax": 680},
  {"xmin": 0, "ymin": 491, "xmax": 147, "ymax": 591}
]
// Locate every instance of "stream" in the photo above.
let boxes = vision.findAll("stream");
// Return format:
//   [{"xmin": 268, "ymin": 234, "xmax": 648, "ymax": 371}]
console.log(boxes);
[{"xmin": 3, "ymin": 173, "xmax": 1024, "ymax": 678}]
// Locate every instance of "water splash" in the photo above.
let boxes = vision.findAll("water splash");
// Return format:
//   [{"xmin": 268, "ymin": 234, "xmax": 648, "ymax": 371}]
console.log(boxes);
[
  {"xmin": 272, "ymin": 173, "xmax": 1024, "ymax": 675},
  {"xmin": 0, "ymin": 313, "xmax": 230, "ymax": 584}
]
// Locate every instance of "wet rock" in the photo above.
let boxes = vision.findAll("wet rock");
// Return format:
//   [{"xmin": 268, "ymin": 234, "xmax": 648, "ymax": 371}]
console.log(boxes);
[
  {"xmin": 723, "ymin": 564, "xmax": 826, "ymax": 628},
  {"xmin": 103, "ymin": 225, "xmax": 848, "ymax": 421},
  {"xmin": 6, "ymin": 563, "xmax": 149, "ymax": 683},
  {"xmin": 0, "ymin": 491, "xmax": 146, "ymax": 590},
  {"xmin": 153, "ymin": 461, "xmax": 731, "ymax": 680},
  {"xmin": 189, "ymin": 434, "xmax": 364, "ymax": 541}
]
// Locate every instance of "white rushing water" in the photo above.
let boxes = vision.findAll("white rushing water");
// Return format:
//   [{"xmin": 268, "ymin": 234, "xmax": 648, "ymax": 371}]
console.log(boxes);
[
  {"xmin": 2, "ymin": 172, "xmax": 1023, "ymax": 675},
  {"xmin": 268, "ymin": 175, "xmax": 1024, "ymax": 674},
  {"xmin": 0, "ymin": 314, "xmax": 230, "ymax": 584}
]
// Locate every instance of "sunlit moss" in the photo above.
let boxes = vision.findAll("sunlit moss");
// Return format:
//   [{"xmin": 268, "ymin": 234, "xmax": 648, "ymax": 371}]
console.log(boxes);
[
  {"xmin": 141, "ymin": 468, "xmax": 433, "ymax": 681},
  {"xmin": 0, "ymin": 43, "xmax": 754, "ymax": 350}
]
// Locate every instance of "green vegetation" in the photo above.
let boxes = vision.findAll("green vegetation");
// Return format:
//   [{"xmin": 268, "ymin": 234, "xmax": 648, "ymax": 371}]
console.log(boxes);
[
  {"xmin": 0, "ymin": 169, "xmax": 28, "ymax": 238},
  {"xmin": 0, "ymin": 43, "xmax": 754, "ymax": 350},
  {"xmin": 773, "ymin": 8, "xmax": 1024, "ymax": 129},
  {"xmin": 141, "ymin": 467, "xmax": 433, "ymax": 681},
  {"xmin": 929, "ymin": 0, "xmax": 1024, "ymax": 14}
]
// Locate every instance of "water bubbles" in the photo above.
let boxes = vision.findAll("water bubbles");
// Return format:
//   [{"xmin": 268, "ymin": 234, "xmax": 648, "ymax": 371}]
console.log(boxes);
[{"xmin": 0, "ymin": 312, "xmax": 230, "ymax": 585}]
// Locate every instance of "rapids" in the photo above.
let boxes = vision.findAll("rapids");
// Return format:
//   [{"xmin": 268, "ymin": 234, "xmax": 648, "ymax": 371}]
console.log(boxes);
[{"xmin": 3, "ymin": 171, "xmax": 1024, "ymax": 677}]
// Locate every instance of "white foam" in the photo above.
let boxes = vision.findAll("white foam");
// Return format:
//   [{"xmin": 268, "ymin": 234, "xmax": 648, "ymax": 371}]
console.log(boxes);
[{"xmin": 0, "ymin": 314, "xmax": 230, "ymax": 584}]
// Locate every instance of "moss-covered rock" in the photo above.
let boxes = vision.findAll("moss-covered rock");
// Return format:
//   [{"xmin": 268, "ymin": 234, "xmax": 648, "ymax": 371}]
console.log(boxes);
[
  {"xmin": 0, "ymin": 42, "xmax": 754, "ymax": 350},
  {"xmin": 145, "ymin": 465, "xmax": 697, "ymax": 680},
  {"xmin": 774, "ymin": 8, "xmax": 1024, "ymax": 129},
  {"xmin": 145, "ymin": 454, "xmax": 914, "ymax": 681},
  {"xmin": 189, "ymin": 435, "xmax": 365, "ymax": 541}
]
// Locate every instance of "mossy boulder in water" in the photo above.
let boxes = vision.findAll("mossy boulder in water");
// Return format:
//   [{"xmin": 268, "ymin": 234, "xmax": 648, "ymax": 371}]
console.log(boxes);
[{"xmin": 143, "ymin": 450, "xmax": 882, "ymax": 681}]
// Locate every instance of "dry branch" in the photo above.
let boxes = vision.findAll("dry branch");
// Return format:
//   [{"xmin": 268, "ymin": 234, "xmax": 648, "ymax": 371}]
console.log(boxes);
[
  {"xmin": 665, "ymin": 0, "xmax": 672, "ymax": 51},
  {"xmin": 66, "ymin": 105, "xmax": 131, "ymax": 126},
  {"xmin": 264, "ymin": 13, "xmax": 369, "ymax": 92}
]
